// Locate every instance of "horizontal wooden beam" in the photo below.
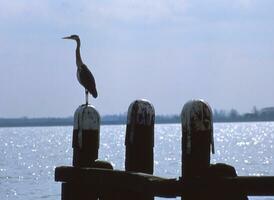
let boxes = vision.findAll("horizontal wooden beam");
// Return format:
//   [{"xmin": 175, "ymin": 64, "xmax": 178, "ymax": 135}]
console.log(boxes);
[{"xmin": 55, "ymin": 166, "xmax": 274, "ymax": 197}]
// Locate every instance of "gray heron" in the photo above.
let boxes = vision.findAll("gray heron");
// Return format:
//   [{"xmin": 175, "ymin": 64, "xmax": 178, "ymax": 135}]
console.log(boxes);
[{"xmin": 62, "ymin": 34, "xmax": 98, "ymax": 105}]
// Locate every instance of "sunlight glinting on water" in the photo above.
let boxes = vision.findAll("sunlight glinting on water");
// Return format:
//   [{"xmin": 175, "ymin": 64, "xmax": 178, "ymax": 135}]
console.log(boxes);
[
  {"xmin": 0, "ymin": 122, "xmax": 274, "ymax": 200},
  {"xmin": 212, "ymin": 122, "xmax": 274, "ymax": 176}
]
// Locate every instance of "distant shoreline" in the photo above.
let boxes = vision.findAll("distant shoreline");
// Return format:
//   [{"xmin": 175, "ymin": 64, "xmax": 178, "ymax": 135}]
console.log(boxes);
[{"xmin": 0, "ymin": 115, "xmax": 274, "ymax": 128}]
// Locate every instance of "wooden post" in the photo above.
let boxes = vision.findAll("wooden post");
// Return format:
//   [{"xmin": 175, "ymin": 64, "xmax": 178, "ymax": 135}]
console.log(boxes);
[
  {"xmin": 124, "ymin": 99, "xmax": 155, "ymax": 199},
  {"xmin": 62, "ymin": 104, "xmax": 100, "ymax": 200},
  {"xmin": 125, "ymin": 99, "xmax": 155, "ymax": 173},
  {"xmin": 181, "ymin": 99, "xmax": 214, "ymax": 200},
  {"xmin": 72, "ymin": 104, "xmax": 100, "ymax": 167}
]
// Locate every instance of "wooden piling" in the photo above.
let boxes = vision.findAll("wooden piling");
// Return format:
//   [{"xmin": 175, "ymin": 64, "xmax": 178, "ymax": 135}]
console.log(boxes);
[
  {"xmin": 124, "ymin": 99, "xmax": 155, "ymax": 200},
  {"xmin": 125, "ymin": 99, "xmax": 155, "ymax": 173},
  {"xmin": 181, "ymin": 99, "xmax": 214, "ymax": 179},
  {"xmin": 63, "ymin": 104, "xmax": 101, "ymax": 200},
  {"xmin": 181, "ymin": 99, "xmax": 214, "ymax": 199},
  {"xmin": 72, "ymin": 104, "xmax": 100, "ymax": 167}
]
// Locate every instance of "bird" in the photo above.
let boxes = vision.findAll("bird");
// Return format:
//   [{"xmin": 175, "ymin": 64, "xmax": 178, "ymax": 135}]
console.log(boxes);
[{"xmin": 62, "ymin": 35, "xmax": 98, "ymax": 105}]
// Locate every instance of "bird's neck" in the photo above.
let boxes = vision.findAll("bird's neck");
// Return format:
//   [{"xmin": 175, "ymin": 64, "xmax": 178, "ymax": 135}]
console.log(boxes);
[{"xmin": 76, "ymin": 40, "xmax": 83, "ymax": 67}]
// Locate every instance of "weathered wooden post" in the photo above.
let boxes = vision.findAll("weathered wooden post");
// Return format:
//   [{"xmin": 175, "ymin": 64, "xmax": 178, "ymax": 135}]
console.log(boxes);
[
  {"xmin": 124, "ymin": 99, "xmax": 155, "ymax": 199},
  {"xmin": 72, "ymin": 104, "xmax": 100, "ymax": 167},
  {"xmin": 181, "ymin": 99, "xmax": 214, "ymax": 199},
  {"xmin": 125, "ymin": 99, "xmax": 155, "ymax": 173},
  {"xmin": 63, "ymin": 104, "xmax": 100, "ymax": 200}
]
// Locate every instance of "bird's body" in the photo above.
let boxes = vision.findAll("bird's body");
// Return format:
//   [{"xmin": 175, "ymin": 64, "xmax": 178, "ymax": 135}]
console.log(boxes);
[
  {"xmin": 63, "ymin": 34, "xmax": 97, "ymax": 104},
  {"xmin": 77, "ymin": 64, "xmax": 97, "ymax": 98}
]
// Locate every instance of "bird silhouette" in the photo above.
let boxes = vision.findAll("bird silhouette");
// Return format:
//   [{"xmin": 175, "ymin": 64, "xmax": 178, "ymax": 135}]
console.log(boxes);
[{"xmin": 62, "ymin": 35, "xmax": 97, "ymax": 105}]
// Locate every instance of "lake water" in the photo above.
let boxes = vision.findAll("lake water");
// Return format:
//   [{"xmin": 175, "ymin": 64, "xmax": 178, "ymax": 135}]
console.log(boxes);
[{"xmin": 0, "ymin": 122, "xmax": 274, "ymax": 200}]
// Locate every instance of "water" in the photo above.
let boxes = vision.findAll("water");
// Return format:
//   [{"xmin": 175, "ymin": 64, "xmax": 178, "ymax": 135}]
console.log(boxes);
[{"xmin": 0, "ymin": 122, "xmax": 274, "ymax": 200}]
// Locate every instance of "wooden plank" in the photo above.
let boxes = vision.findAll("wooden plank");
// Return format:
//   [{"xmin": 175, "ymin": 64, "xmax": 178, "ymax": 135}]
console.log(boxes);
[
  {"xmin": 55, "ymin": 166, "xmax": 274, "ymax": 197},
  {"xmin": 55, "ymin": 166, "xmax": 178, "ymax": 198}
]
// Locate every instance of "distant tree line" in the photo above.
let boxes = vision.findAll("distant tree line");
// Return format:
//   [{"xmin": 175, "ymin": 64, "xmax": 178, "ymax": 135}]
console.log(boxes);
[
  {"xmin": 0, "ymin": 106, "xmax": 274, "ymax": 127},
  {"xmin": 0, "ymin": 117, "xmax": 73, "ymax": 127},
  {"xmin": 213, "ymin": 106, "xmax": 274, "ymax": 122}
]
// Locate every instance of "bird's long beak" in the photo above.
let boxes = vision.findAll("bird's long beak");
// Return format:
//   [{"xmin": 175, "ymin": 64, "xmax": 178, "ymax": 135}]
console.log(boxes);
[{"xmin": 62, "ymin": 36, "xmax": 71, "ymax": 39}]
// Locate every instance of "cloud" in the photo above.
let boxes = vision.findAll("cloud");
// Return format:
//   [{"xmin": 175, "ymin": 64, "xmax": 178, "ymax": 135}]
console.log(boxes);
[
  {"xmin": 0, "ymin": 0, "xmax": 51, "ymax": 20},
  {"xmin": 0, "ymin": 0, "xmax": 188, "ymax": 25},
  {"xmin": 184, "ymin": 0, "xmax": 274, "ymax": 21},
  {"xmin": 84, "ymin": 0, "xmax": 187, "ymax": 22},
  {"xmin": 1, "ymin": 0, "xmax": 273, "ymax": 30}
]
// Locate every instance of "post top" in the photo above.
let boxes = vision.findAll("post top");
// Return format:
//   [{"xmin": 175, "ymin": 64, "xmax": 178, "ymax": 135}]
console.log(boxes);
[
  {"xmin": 181, "ymin": 99, "xmax": 212, "ymax": 131},
  {"xmin": 74, "ymin": 104, "xmax": 100, "ymax": 130},
  {"xmin": 181, "ymin": 99, "xmax": 214, "ymax": 154},
  {"xmin": 127, "ymin": 99, "xmax": 155, "ymax": 125}
]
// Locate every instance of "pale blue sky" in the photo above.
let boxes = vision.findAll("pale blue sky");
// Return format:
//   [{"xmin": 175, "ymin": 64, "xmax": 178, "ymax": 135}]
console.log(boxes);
[{"xmin": 0, "ymin": 0, "xmax": 274, "ymax": 117}]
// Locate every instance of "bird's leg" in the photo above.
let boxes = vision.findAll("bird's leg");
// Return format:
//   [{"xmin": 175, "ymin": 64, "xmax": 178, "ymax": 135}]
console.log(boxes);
[{"xmin": 85, "ymin": 89, "xmax": 89, "ymax": 105}]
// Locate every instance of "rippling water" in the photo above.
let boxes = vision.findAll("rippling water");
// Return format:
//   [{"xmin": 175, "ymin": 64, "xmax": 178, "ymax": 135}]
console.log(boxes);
[{"xmin": 0, "ymin": 122, "xmax": 274, "ymax": 200}]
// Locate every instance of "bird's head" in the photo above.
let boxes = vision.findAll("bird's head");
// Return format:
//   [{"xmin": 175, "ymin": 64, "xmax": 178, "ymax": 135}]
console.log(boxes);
[{"xmin": 62, "ymin": 34, "xmax": 80, "ymax": 41}]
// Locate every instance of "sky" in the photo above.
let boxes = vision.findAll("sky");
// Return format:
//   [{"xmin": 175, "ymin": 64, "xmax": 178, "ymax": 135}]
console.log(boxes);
[{"xmin": 0, "ymin": 0, "xmax": 274, "ymax": 117}]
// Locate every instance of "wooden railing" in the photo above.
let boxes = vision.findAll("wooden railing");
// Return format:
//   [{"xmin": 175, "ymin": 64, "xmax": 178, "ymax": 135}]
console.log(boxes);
[{"xmin": 55, "ymin": 99, "xmax": 274, "ymax": 200}]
